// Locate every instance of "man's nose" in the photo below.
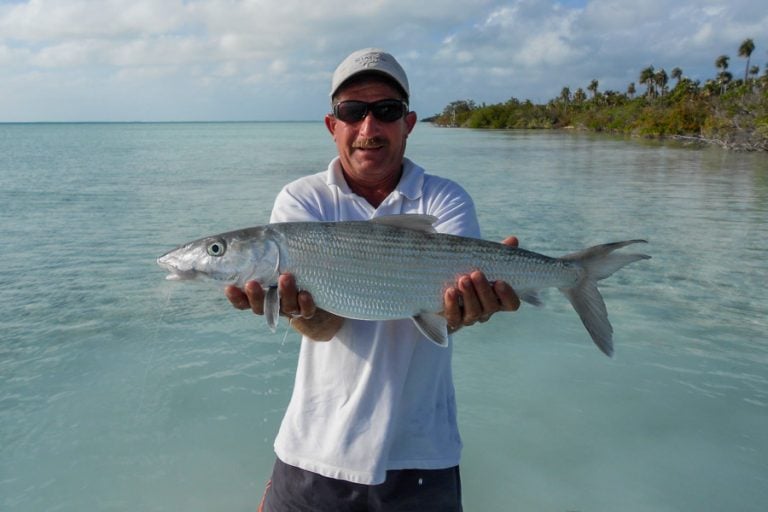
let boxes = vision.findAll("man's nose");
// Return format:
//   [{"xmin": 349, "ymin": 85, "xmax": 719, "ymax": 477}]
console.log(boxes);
[{"xmin": 357, "ymin": 110, "xmax": 382, "ymax": 135}]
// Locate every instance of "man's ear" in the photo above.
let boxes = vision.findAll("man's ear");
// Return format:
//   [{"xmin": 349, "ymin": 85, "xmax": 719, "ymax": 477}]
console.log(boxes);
[
  {"xmin": 325, "ymin": 114, "xmax": 337, "ymax": 138},
  {"xmin": 405, "ymin": 111, "xmax": 418, "ymax": 135}
]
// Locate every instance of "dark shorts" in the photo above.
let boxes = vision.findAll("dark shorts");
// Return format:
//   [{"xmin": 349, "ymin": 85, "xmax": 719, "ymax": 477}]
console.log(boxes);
[{"xmin": 259, "ymin": 457, "xmax": 463, "ymax": 512}]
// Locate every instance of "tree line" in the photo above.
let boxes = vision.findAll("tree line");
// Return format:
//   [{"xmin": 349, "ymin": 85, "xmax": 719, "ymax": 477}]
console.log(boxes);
[{"xmin": 429, "ymin": 38, "xmax": 767, "ymax": 151}]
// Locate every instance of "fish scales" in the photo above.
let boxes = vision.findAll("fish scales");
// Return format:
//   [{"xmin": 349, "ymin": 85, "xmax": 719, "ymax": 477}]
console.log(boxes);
[
  {"xmin": 272, "ymin": 221, "xmax": 579, "ymax": 320},
  {"xmin": 277, "ymin": 222, "xmax": 446, "ymax": 318},
  {"xmin": 157, "ymin": 214, "xmax": 650, "ymax": 355}
]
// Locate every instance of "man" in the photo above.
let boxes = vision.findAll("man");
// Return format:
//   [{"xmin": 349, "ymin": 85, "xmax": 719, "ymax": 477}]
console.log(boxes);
[{"xmin": 225, "ymin": 48, "xmax": 519, "ymax": 511}]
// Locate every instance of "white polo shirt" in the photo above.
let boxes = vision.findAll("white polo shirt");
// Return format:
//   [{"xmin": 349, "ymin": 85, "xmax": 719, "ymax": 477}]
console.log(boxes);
[{"xmin": 270, "ymin": 157, "xmax": 481, "ymax": 485}]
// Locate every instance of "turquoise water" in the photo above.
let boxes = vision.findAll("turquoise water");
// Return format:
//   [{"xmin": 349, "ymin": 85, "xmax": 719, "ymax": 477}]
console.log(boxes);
[{"xmin": 1, "ymin": 122, "xmax": 767, "ymax": 511}]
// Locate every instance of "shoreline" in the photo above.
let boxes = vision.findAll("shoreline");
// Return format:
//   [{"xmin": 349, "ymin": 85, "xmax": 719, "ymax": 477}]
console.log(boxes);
[{"xmin": 428, "ymin": 121, "xmax": 768, "ymax": 152}]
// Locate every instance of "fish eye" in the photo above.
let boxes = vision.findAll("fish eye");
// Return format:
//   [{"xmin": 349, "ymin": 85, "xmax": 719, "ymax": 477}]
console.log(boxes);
[{"xmin": 206, "ymin": 239, "xmax": 227, "ymax": 257}]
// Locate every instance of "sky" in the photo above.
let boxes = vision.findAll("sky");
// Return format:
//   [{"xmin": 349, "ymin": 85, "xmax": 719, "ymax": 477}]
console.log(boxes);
[{"xmin": 1, "ymin": 0, "xmax": 766, "ymax": 122}]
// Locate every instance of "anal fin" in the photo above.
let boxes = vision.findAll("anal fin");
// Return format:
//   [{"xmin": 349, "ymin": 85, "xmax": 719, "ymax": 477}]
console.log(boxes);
[
  {"xmin": 517, "ymin": 289, "xmax": 543, "ymax": 307},
  {"xmin": 412, "ymin": 312, "xmax": 449, "ymax": 347}
]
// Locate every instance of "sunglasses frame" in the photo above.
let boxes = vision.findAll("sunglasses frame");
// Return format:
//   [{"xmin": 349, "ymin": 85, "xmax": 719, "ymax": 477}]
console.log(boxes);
[{"xmin": 332, "ymin": 99, "xmax": 409, "ymax": 124}]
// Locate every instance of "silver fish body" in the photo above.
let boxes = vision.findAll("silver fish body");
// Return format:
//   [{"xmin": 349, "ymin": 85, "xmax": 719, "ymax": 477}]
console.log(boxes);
[{"xmin": 157, "ymin": 214, "xmax": 650, "ymax": 356}]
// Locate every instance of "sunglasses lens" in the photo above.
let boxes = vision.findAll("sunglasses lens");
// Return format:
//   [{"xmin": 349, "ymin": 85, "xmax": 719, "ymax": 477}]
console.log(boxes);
[
  {"xmin": 334, "ymin": 100, "xmax": 407, "ymax": 123},
  {"xmin": 334, "ymin": 101, "xmax": 368, "ymax": 123},
  {"xmin": 370, "ymin": 100, "xmax": 406, "ymax": 122}
]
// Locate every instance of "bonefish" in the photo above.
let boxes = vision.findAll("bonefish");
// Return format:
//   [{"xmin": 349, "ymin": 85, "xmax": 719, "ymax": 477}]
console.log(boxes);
[{"xmin": 157, "ymin": 214, "xmax": 650, "ymax": 356}]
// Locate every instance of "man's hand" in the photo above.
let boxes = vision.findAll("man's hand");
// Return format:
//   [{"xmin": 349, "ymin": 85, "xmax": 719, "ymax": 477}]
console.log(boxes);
[
  {"xmin": 225, "ymin": 274, "xmax": 343, "ymax": 341},
  {"xmin": 443, "ymin": 236, "xmax": 521, "ymax": 331},
  {"xmin": 226, "ymin": 274, "xmax": 315, "ymax": 319}
]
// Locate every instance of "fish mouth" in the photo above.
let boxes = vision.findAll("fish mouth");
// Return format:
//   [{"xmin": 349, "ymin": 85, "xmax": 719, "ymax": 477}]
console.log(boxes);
[
  {"xmin": 163, "ymin": 269, "xmax": 199, "ymax": 281},
  {"xmin": 157, "ymin": 256, "xmax": 198, "ymax": 281},
  {"xmin": 157, "ymin": 257, "xmax": 238, "ymax": 283}
]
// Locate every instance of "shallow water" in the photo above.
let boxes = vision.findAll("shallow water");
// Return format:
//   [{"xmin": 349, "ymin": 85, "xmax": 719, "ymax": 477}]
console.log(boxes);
[{"xmin": 1, "ymin": 123, "xmax": 766, "ymax": 511}]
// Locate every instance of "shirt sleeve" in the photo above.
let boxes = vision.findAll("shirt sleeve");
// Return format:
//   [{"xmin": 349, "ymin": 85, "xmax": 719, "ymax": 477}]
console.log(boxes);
[
  {"xmin": 270, "ymin": 187, "xmax": 323, "ymax": 223},
  {"xmin": 269, "ymin": 171, "xmax": 331, "ymax": 223},
  {"xmin": 423, "ymin": 176, "xmax": 481, "ymax": 239}
]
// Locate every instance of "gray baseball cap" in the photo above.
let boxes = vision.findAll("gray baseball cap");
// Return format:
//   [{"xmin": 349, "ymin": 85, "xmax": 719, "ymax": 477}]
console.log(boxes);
[{"xmin": 330, "ymin": 48, "xmax": 410, "ymax": 100}]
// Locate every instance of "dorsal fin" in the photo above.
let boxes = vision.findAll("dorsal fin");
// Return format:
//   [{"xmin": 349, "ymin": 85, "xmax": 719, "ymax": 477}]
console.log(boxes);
[{"xmin": 370, "ymin": 214, "xmax": 437, "ymax": 233}]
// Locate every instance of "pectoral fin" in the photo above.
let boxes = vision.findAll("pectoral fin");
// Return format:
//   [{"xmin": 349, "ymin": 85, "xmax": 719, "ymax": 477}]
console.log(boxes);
[
  {"xmin": 264, "ymin": 285, "xmax": 280, "ymax": 332},
  {"xmin": 412, "ymin": 312, "xmax": 449, "ymax": 347}
]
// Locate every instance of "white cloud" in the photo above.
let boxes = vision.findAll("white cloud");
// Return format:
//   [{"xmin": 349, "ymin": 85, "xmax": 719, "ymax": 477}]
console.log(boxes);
[
  {"xmin": 582, "ymin": 0, "xmax": 667, "ymax": 30},
  {"xmin": 0, "ymin": 43, "xmax": 29, "ymax": 66},
  {"xmin": 0, "ymin": 0, "xmax": 766, "ymax": 121},
  {"xmin": 0, "ymin": 0, "xmax": 186, "ymax": 41},
  {"xmin": 430, "ymin": 0, "xmax": 767, "ymax": 104},
  {"xmin": 29, "ymin": 39, "xmax": 104, "ymax": 68}
]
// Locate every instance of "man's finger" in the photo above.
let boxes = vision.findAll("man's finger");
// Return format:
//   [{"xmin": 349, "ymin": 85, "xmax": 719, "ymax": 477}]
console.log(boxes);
[
  {"xmin": 501, "ymin": 235, "xmax": 519, "ymax": 247},
  {"xmin": 458, "ymin": 276, "xmax": 481, "ymax": 324},
  {"xmin": 443, "ymin": 287, "xmax": 462, "ymax": 330},
  {"xmin": 278, "ymin": 274, "xmax": 300, "ymax": 316},
  {"xmin": 494, "ymin": 280, "xmax": 520, "ymax": 311},
  {"xmin": 470, "ymin": 271, "xmax": 501, "ymax": 315},
  {"xmin": 244, "ymin": 281, "xmax": 265, "ymax": 315},
  {"xmin": 225, "ymin": 285, "xmax": 251, "ymax": 310},
  {"xmin": 297, "ymin": 291, "xmax": 317, "ymax": 319}
]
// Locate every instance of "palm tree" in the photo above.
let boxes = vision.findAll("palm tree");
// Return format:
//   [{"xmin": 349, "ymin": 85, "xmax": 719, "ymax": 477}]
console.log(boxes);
[
  {"xmin": 654, "ymin": 69, "xmax": 669, "ymax": 97},
  {"xmin": 671, "ymin": 67, "xmax": 683, "ymax": 84},
  {"xmin": 715, "ymin": 55, "xmax": 729, "ymax": 72},
  {"xmin": 627, "ymin": 82, "xmax": 636, "ymax": 99},
  {"xmin": 560, "ymin": 86, "xmax": 571, "ymax": 104},
  {"xmin": 738, "ymin": 38, "xmax": 755, "ymax": 82},
  {"xmin": 587, "ymin": 79, "xmax": 599, "ymax": 99},
  {"xmin": 639, "ymin": 66, "xmax": 656, "ymax": 97},
  {"xmin": 717, "ymin": 71, "xmax": 733, "ymax": 94},
  {"xmin": 715, "ymin": 55, "xmax": 730, "ymax": 94}
]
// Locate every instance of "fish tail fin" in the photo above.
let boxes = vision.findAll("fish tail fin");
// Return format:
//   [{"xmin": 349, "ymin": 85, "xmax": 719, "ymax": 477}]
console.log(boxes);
[{"xmin": 560, "ymin": 240, "xmax": 650, "ymax": 357}]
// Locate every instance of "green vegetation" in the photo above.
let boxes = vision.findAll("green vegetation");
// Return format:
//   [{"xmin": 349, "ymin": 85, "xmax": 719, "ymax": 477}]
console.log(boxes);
[{"xmin": 430, "ymin": 38, "xmax": 768, "ymax": 151}]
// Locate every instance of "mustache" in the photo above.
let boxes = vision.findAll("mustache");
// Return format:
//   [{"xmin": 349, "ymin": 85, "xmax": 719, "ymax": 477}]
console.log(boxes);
[{"xmin": 352, "ymin": 137, "xmax": 387, "ymax": 149}]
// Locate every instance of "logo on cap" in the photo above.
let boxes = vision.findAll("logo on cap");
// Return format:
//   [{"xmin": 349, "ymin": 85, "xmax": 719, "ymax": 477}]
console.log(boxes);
[{"xmin": 355, "ymin": 53, "xmax": 388, "ymax": 68}]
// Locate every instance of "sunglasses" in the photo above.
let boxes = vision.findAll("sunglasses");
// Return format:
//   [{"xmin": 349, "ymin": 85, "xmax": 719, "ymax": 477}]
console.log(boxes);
[{"xmin": 332, "ymin": 99, "xmax": 409, "ymax": 124}]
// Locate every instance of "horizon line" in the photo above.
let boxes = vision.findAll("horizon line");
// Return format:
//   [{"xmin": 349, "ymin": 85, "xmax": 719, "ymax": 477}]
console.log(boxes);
[{"xmin": 0, "ymin": 119, "xmax": 328, "ymax": 124}]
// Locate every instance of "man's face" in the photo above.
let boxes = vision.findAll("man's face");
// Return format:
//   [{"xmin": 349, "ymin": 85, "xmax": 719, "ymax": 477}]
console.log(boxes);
[{"xmin": 325, "ymin": 78, "xmax": 417, "ymax": 188}]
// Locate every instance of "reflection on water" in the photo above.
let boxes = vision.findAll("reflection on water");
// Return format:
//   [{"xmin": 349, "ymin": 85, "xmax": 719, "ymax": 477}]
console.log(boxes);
[{"xmin": 1, "ymin": 124, "xmax": 766, "ymax": 511}]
